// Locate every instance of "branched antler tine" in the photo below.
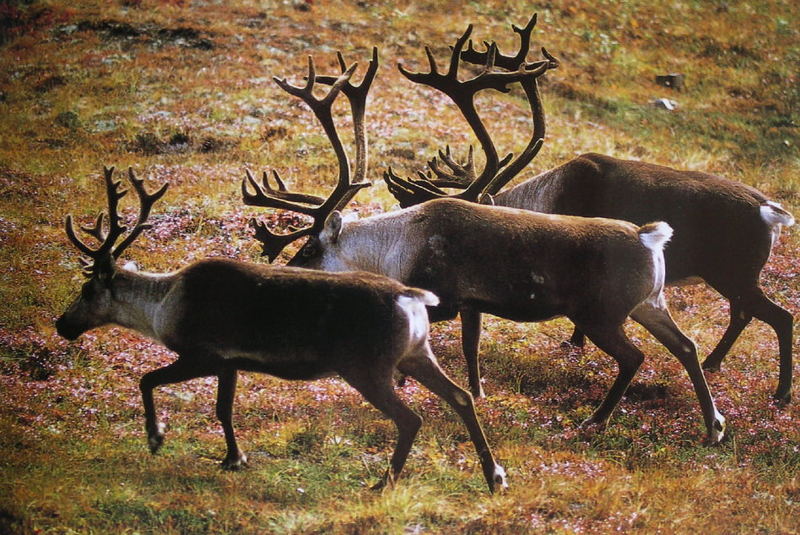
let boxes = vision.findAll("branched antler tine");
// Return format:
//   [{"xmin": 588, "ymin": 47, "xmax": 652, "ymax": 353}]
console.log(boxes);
[
  {"xmin": 483, "ymin": 42, "xmax": 497, "ymax": 73},
  {"xmin": 439, "ymin": 145, "xmax": 472, "ymax": 174},
  {"xmin": 242, "ymin": 169, "xmax": 321, "ymax": 215},
  {"xmin": 427, "ymin": 157, "xmax": 453, "ymax": 181},
  {"xmin": 79, "ymin": 213, "xmax": 107, "ymax": 242},
  {"xmin": 483, "ymin": 75, "xmax": 547, "ymax": 197},
  {"xmin": 305, "ymin": 55, "xmax": 315, "ymax": 91},
  {"xmin": 425, "ymin": 146, "xmax": 475, "ymax": 187},
  {"xmin": 411, "ymin": 177, "xmax": 448, "ymax": 195},
  {"xmin": 64, "ymin": 166, "xmax": 130, "ymax": 260},
  {"xmin": 510, "ymin": 12, "xmax": 537, "ymax": 63},
  {"xmin": 270, "ymin": 169, "xmax": 287, "ymax": 191},
  {"xmin": 98, "ymin": 166, "xmax": 129, "ymax": 257},
  {"xmin": 383, "ymin": 168, "xmax": 444, "ymax": 208},
  {"xmin": 78, "ymin": 255, "xmax": 93, "ymax": 270},
  {"xmin": 260, "ymin": 170, "xmax": 326, "ymax": 205},
  {"xmin": 447, "ymin": 24, "xmax": 473, "ymax": 77},
  {"xmin": 424, "ymin": 46, "xmax": 439, "ymax": 75},
  {"xmin": 386, "ymin": 168, "xmax": 443, "ymax": 197},
  {"xmin": 541, "ymin": 47, "xmax": 559, "ymax": 68},
  {"xmin": 314, "ymin": 49, "xmax": 377, "ymax": 112},
  {"xmin": 320, "ymin": 62, "xmax": 357, "ymax": 106},
  {"xmin": 112, "ymin": 168, "xmax": 168, "ymax": 258},
  {"xmin": 65, "ymin": 215, "xmax": 99, "ymax": 257},
  {"xmin": 316, "ymin": 47, "xmax": 378, "ymax": 95},
  {"xmin": 346, "ymin": 47, "xmax": 378, "ymax": 186},
  {"xmin": 252, "ymin": 50, "xmax": 375, "ymax": 261},
  {"xmin": 461, "ymin": 13, "xmax": 538, "ymax": 71},
  {"xmin": 249, "ymin": 217, "xmax": 313, "ymax": 263},
  {"xmin": 273, "ymin": 57, "xmax": 356, "ymax": 107},
  {"xmin": 336, "ymin": 51, "xmax": 347, "ymax": 72}
]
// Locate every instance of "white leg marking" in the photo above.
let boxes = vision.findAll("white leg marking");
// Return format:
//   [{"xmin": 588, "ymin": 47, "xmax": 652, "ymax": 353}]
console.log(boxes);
[
  {"xmin": 494, "ymin": 463, "xmax": 509, "ymax": 490},
  {"xmin": 711, "ymin": 406, "xmax": 726, "ymax": 443}
]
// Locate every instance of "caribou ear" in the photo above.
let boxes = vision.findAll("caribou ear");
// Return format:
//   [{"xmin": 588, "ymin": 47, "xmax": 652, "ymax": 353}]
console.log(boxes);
[{"xmin": 322, "ymin": 211, "xmax": 343, "ymax": 244}]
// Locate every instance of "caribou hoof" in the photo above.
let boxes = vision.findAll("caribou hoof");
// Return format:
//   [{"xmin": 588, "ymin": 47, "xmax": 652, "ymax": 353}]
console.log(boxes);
[
  {"xmin": 700, "ymin": 357, "xmax": 721, "ymax": 373},
  {"xmin": 490, "ymin": 463, "xmax": 508, "ymax": 494},
  {"xmin": 578, "ymin": 417, "xmax": 608, "ymax": 437},
  {"xmin": 708, "ymin": 414, "xmax": 726, "ymax": 445},
  {"xmin": 221, "ymin": 451, "xmax": 248, "ymax": 470},
  {"xmin": 147, "ymin": 422, "xmax": 166, "ymax": 454},
  {"xmin": 772, "ymin": 389, "xmax": 791, "ymax": 407},
  {"xmin": 370, "ymin": 470, "xmax": 395, "ymax": 491}
]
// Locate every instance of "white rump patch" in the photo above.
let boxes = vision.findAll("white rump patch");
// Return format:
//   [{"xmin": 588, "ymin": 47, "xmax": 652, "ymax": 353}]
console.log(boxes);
[
  {"xmin": 638, "ymin": 224, "xmax": 672, "ymax": 301},
  {"xmin": 396, "ymin": 293, "xmax": 434, "ymax": 347},
  {"xmin": 760, "ymin": 201, "xmax": 795, "ymax": 251},
  {"xmin": 760, "ymin": 201, "xmax": 795, "ymax": 228},
  {"xmin": 122, "ymin": 261, "xmax": 139, "ymax": 272},
  {"xmin": 638, "ymin": 221, "xmax": 673, "ymax": 251},
  {"xmin": 416, "ymin": 289, "xmax": 440, "ymax": 307}
]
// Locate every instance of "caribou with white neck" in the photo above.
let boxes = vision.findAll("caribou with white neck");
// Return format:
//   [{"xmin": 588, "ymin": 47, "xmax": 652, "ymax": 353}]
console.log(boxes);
[
  {"xmin": 243, "ymin": 19, "xmax": 726, "ymax": 443},
  {"xmin": 383, "ymin": 18, "xmax": 795, "ymax": 404},
  {"xmin": 56, "ymin": 160, "xmax": 507, "ymax": 493}
]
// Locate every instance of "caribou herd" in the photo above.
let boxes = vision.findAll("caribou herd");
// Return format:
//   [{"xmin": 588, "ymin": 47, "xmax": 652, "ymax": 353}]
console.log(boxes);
[{"xmin": 56, "ymin": 15, "xmax": 793, "ymax": 492}]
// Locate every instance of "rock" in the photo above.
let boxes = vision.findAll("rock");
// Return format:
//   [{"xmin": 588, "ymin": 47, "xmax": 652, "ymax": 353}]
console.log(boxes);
[
  {"xmin": 655, "ymin": 73, "xmax": 685, "ymax": 91},
  {"xmin": 651, "ymin": 98, "xmax": 678, "ymax": 111}
]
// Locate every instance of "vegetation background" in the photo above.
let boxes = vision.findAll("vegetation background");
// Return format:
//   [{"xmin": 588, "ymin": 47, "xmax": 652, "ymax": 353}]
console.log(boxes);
[{"xmin": 1, "ymin": 0, "xmax": 799, "ymax": 533}]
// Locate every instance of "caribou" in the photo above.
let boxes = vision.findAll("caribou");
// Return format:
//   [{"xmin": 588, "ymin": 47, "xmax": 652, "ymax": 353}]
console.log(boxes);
[
  {"xmin": 55, "ymin": 164, "xmax": 507, "ymax": 493},
  {"xmin": 242, "ymin": 23, "xmax": 726, "ymax": 443},
  {"xmin": 384, "ymin": 17, "xmax": 795, "ymax": 404}
]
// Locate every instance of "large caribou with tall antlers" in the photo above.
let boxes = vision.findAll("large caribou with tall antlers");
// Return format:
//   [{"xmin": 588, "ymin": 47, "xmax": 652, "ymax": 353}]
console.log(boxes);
[
  {"xmin": 242, "ymin": 20, "xmax": 726, "ymax": 443},
  {"xmin": 55, "ymin": 163, "xmax": 507, "ymax": 493},
  {"xmin": 384, "ymin": 16, "xmax": 795, "ymax": 403}
]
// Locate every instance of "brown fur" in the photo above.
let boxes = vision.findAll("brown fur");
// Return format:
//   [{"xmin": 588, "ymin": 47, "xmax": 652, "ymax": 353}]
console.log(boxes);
[
  {"xmin": 290, "ymin": 198, "xmax": 726, "ymax": 442},
  {"xmin": 57, "ymin": 258, "xmax": 506, "ymax": 492},
  {"xmin": 499, "ymin": 153, "xmax": 794, "ymax": 401}
]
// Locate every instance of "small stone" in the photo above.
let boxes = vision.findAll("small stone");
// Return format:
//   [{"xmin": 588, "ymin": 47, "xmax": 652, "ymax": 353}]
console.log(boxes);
[
  {"xmin": 651, "ymin": 98, "xmax": 678, "ymax": 111},
  {"xmin": 655, "ymin": 73, "xmax": 685, "ymax": 91}
]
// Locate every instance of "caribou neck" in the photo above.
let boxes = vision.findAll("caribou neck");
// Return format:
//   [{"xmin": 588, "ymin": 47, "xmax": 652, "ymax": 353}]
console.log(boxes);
[
  {"xmin": 109, "ymin": 268, "xmax": 175, "ymax": 340},
  {"xmin": 493, "ymin": 167, "xmax": 561, "ymax": 212},
  {"xmin": 336, "ymin": 209, "xmax": 425, "ymax": 281}
]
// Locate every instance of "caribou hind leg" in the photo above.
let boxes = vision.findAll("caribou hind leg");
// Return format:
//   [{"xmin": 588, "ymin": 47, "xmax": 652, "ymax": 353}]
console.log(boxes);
[
  {"xmin": 460, "ymin": 308, "xmax": 486, "ymax": 398},
  {"xmin": 339, "ymin": 367, "xmax": 423, "ymax": 490},
  {"xmin": 631, "ymin": 299, "xmax": 726, "ymax": 443},
  {"xmin": 704, "ymin": 281, "xmax": 794, "ymax": 403},
  {"xmin": 576, "ymin": 323, "xmax": 644, "ymax": 429},
  {"xmin": 398, "ymin": 343, "xmax": 507, "ymax": 493}
]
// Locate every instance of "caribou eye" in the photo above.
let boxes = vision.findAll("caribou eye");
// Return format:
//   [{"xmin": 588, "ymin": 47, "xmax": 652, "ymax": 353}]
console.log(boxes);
[{"xmin": 301, "ymin": 242, "xmax": 319, "ymax": 258}]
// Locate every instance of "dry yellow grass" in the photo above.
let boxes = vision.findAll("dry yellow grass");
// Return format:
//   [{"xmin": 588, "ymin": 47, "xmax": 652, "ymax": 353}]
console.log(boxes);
[{"xmin": 1, "ymin": 0, "xmax": 799, "ymax": 533}]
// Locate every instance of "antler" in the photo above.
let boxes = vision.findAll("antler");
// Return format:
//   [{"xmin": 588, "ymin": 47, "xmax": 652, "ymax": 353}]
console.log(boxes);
[
  {"xmin": 65, "ymin": 167, "xmax": 168, "ymax": 273},
  {"xmin": 244, "ymin": 48, "xmax": 378, "ymax": 262},
  {"xmin": 384, "ymin": 14, "xmax": 558, "ymax": 207}
]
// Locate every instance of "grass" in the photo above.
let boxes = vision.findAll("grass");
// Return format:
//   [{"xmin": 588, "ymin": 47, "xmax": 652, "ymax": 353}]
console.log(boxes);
[{"xmin": 2, "ymin": 0, "xmax": 800, "ymax": 533}]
